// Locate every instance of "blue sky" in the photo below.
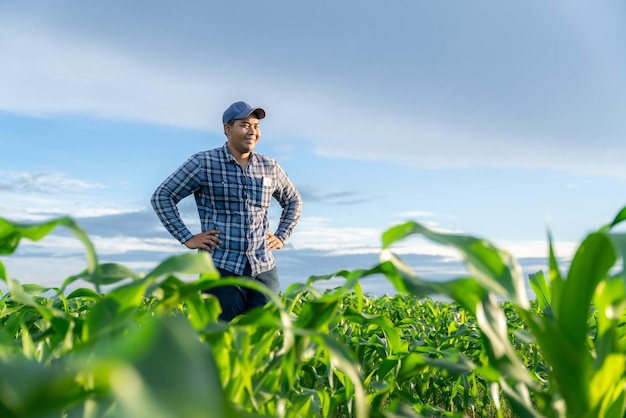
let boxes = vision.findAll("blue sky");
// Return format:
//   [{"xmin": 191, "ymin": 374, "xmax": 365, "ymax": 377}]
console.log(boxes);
[{"xmin": 1, "ymin": 1, "xmax": 625, "ymax": 295}]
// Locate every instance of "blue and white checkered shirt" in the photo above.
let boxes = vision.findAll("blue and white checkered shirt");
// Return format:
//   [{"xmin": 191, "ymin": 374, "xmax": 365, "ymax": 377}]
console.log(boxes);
[{"xmin": 151, "ymin": 143, "xmax": 302, "ymax": 276}]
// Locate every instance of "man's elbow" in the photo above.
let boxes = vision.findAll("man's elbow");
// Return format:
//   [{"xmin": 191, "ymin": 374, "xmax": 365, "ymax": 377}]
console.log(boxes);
[
  {"xmin": 150, "ymin": 187, "xmax": 170, "ymax": 212},
  {"xmin": 150, "ymin": 189, "xmax": 161, "ymax": 211}
]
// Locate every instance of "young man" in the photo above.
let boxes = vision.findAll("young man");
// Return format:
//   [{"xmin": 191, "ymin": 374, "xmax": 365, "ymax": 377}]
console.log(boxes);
[{"xmin": 151, "ymin": 101, "xmax": 302, "ymax": 321}]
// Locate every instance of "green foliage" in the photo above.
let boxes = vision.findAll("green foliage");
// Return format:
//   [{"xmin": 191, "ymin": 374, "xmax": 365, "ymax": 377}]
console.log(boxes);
[{"xmin": 0, "ymin": 204, "xmax": 625, "ymax": 417}]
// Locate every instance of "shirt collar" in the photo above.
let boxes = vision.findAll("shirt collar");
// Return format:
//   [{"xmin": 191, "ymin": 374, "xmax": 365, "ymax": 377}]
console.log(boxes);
[
  {"xmin": 221, "ymin": 142, "xmax": 236, "ymax": 163},
  {"xmin": 222, "ymin": 142, "xmax": 255, "ymax": 164}
]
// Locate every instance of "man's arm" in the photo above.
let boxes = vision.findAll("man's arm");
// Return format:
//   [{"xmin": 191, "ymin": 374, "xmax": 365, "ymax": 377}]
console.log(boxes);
[
  {"xmin": 150, "ymin": 155, "xmax": 202, "ymax": 244},
  {"xmin": 272, "ymin": 165, "xmax": 303, "ymax": 244}
]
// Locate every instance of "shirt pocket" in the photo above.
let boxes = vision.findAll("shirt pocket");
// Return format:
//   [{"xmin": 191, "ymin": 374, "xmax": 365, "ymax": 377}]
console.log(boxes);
[{"xmin": 249, "ymin": 176, "xmax": 272, "ymax": 208}]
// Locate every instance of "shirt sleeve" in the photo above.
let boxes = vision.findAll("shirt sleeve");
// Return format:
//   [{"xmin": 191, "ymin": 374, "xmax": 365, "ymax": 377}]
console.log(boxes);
[
  {"xmin": 151, "ymin": 154, "xmax": 203, "ymax": 244},
  {"xmin": 272, "ymin": 164, "xmax": 302, "ymax": 243}
]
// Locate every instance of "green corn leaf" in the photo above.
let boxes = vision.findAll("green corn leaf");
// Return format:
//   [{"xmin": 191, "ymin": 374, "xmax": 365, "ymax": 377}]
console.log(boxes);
[
  {"xmin": 0, "ymin": 217, "xmax": 97, "ymax": 278},
  {"xmin": 377, "ymin": 252, "xmax": 448, "ymax": 297},
  {"xmin": 528, "ymin": 270, "xmax": 553, "ymax": 317},
  {"xmin": 396, "ymin": 351, "xmax": 428, "ymax": 382},
  {"xmin": 559, "ymin": 232, "xmax": 616, "ymax": 349},
  {"xmin": 588, "ymin": 354, "xmax": 626, "ymax": 417},
  {"xmin": 601, "ymin": 204, "xmax": 626, "ymax": 231},
  {"xmin": 546, "ymin": 228, "xmax": 565, "ymax": 316},
  {"xmin": 607, "ymin": 233, "xmax": 626, "ymax": 279},
  {"xmin": 88, "ymin": 316, "xmax": 235, "ymax": 418},
  {"xmin": 0, "ymin": 259, "xmax": 6, "ymax": 283},
  {"xmin": 185, "ymin": 292, "xmax": 221, "ymax": 330},
  {"xmin": 0, "ymin": 356, "xmax": 84, "ymax": 417},
  {"xmin": 378, "ymin": 250, "xmax": 486, "ymax": 314},
  {"xmin": 295, "ymin": 298, "xmax": 341, "ymax": 330},
  {"xmin": 376, "ymin": 355, "xmax": 400, "ymax": 380},
  {"xmin": 66, "ymin": 287, "xmax": 102, "ymax": 300},
  {"xmin": 593, "ymin": 276, "xmax": 625, "ymax": 351},
  {"xmin": 106, "ymin": 280, "xmax": 150, "ymax": 311},
  {"xmin": 316, "ymin": 333, "xmax": 368, "ymax": 418},
  {"xmin": 0, "ymin": 217, "xmax": 56, "ymax": 254},
  {"xmin": 382, "ymin": 221, "xmax": 528, "ymax": 308},
  {"xmin": 62, "ymin": 262, "xmax": 141, "ymax": 293},
  {"xmin": 5, "ymin": 277, "xmax": 62, "ymax": 321},
  {"xmin": 521, "ymin": 309, "xmax": 593, "ymax": 416},
  {"xmin": 146, "ymin": 252, "xmax": 216, "ymax": 281},
  {"xmin": 343, "ymin": 306, "xmax": 404, "ymax": 355},
  {"xmin": 306, "ymin": 262, "xmax": 398, "ymax": 293},
  {"xmin": 596, "ymin": 376, "xmax": 626, "ymax": 418},
  {"xmin": 474, "ymin": 296, "xmax": 537, "ymax": 391}
]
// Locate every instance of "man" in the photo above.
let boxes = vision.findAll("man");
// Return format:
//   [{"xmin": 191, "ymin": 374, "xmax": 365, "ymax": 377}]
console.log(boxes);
[{"xmin": 151, "ymin": 101, "xmax": 302, "ymax": 321}]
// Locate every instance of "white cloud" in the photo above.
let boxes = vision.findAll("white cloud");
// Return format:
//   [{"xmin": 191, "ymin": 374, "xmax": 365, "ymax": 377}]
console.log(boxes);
[
  {"xmin": 395, "ymin": 210, "xmax": 438, "ymax": 219},
  {"xmin": 295, "ymin": 98, "xmax": 626, "ymax": 178},
  {"xmin": 1, "ymin": 14, "xmax": 625, "ymax": 179},
  {"xmin": 1, "ymin": 256, "xmax": 86, "ymax": 287},
  {"xmin": 15, "ymin": 235, "xmax": 184, "ymax": 256},
  {"xmin": 288, "ymin": 217, "xmax": 382, "ymax": 254},
  {"xmin": 0, "ymin": 170, "xmax": 152, "ymax": 223},
  {"xmin": 493, "ymin": 239, "xmax": 579, "ymax": 260},
  {"xmin": 0, "ymin": 171, "xmax": 106, "ymax": 194},
  {"xmin": 0, "ymin": 193, "xmax": 144, "ymax": 222},
  {"xmin": 91, "ymin": 236, "xmax": 185, "ymax": 255},
  {"xmin": 287, "ymin": 216, "xmax": 576, "ymax": 262},
  {"xmin": 0, "ymin": 22, "xmax": 228, "ymax": 130}
]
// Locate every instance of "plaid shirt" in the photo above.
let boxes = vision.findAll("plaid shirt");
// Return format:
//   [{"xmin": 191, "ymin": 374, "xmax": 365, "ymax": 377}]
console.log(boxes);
[{"xmin": 151, "ymin": 143, "xmax": 302, "ymax": 276}]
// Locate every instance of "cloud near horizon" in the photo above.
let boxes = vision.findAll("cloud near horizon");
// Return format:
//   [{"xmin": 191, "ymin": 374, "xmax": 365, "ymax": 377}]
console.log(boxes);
[
  {"xmin": 0, "ymin": 171, "xmax": 106, "ymax": 194},
  {"xmin": 2, "ymin": 226, "xmax": 568, "ymax": 297},
  {"xmin": 4, "ymin": 207, "xmax": 579, "ymax": 265}
]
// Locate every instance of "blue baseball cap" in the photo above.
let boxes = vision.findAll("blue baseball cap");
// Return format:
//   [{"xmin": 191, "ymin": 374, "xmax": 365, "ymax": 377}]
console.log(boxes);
[{"xmin": 222, "ymin": 101, "xmax": 266, "ymax": 124}]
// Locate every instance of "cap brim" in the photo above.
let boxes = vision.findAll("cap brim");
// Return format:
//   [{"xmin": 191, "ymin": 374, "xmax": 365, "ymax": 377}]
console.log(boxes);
[{"xmin": 250, "ymin": 108, "xmax": 266, "ymax": 120}]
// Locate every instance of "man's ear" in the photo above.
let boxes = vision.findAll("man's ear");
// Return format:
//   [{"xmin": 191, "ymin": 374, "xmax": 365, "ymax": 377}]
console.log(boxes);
[{"xmin": 223, "ymin": 123, "xmax": 230, "ymax": 137}]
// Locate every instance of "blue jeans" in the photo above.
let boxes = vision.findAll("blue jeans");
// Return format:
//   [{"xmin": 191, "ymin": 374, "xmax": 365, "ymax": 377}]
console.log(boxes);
[{"xmin": 204, "ymin": 262, "xmax": 279, "ymax": 322}]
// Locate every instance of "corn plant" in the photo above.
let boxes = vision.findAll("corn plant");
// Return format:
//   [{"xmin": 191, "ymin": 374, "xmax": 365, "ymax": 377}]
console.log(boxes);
[{"xmin": 367, "ymin": 204, "xmax": 626, "ymax": 417}]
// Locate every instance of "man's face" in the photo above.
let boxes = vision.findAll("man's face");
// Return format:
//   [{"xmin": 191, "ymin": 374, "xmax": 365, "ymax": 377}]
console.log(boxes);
[{"xmin": 224, "ymin": 116, "xmax": 261, "ymax": 155}]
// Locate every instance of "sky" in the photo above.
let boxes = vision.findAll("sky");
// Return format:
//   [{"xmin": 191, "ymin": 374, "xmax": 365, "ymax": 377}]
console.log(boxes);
[{"xmin": 1, "ymin": 1, "xmax": 625, "ymax": 296}]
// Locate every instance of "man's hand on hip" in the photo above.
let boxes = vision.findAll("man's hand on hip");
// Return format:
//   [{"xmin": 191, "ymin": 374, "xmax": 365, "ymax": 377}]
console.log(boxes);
[
  {"xmin": 266, "ymin": 231, "xmax": 284, "ymax": 251},
  {"xmin": 184, "ymin": 230, "xmax": 222, "ymax": 252}
]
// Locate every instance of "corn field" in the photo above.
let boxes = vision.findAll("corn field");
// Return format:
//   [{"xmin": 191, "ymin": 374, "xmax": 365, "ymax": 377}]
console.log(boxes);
[{"xmin": 1, "ymin": 205, "xmax": 625, "ymax": 417}]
